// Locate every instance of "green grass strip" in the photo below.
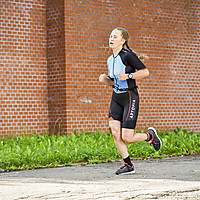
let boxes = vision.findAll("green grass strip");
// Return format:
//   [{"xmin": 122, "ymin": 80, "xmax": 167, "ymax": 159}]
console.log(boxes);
[{"xmin": 0, "ymin": 128, "xmax": 199, "ymax": 172}]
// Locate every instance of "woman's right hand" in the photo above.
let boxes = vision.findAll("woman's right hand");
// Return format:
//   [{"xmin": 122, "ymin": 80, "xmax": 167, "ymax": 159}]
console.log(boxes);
[{"xmin": 99, "ymin": 74, "xmax": 107, "ymax": 83}]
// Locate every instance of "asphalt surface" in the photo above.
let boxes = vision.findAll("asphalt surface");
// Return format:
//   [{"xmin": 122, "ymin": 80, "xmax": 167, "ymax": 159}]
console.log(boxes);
[{"xmin": 0, "ymin": 156, "xmax": 200, "ymax": 200}]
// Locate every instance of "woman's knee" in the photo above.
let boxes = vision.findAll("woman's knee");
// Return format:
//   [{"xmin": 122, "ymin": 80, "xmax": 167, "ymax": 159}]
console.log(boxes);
[
  {"xmin": 122, "ymin": 134, "xmax": 131, "ymax": 143},
  {"xmin": 122, "ymin": 129, "xmax": 134, "ymax": 143},
  {"xmin": 110, "ymin": 126, "xmax": 120, "ymax": 140},
  {"xmin": 109, "ymin": 121, "xmax": 121, "ymax": 141}
]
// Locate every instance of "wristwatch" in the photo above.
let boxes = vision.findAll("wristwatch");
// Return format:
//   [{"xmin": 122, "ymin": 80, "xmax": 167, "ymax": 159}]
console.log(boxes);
[{"xmin": 128, "ymin": 73, "xmax": 133, "ymax": 79}]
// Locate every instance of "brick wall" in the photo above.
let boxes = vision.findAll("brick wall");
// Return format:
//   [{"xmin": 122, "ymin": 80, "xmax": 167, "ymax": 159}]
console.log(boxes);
[
  {"xmin": 0, "ymin": 0, "xmax": 48, "ymax": 136},
  {"xmin": 64, "ymin": 0, "xmax": 113, "ymax": 133},
  {"xmin": 47, "ymin": 0, "xmax": 67, "ymax": 134},
  {"xmin": 1, "ymin": 0, "xmax": 199, "ymax": 137},
  {"xmin": 64, "ymin": 0, "xmax": 200, "ymax": 133}
]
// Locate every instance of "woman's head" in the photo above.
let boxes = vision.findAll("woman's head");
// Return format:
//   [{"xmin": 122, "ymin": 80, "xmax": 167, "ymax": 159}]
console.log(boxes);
[
  {"xmin": 109, "ymin": 27, "xmax": 148, "ymax": 61},
  {"xmin": 109, "ymin": 28, "xmax": 126, "ymax": 50},
  {"xmin": 109, "ymin": 27, "xmax": 131, "ymax": 51},
  {"xmin": 115, "ymin": 27, "xmax": 129, "ymax": 44}
]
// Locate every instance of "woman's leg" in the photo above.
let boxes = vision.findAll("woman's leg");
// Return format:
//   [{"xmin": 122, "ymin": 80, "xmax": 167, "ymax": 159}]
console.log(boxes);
[
  {"xmin": 122, "ymin": 128, "xmax": 148, "ymax": 143},
  {"xmin": 121, "ymin": 128, "xmax": 162, "ymax": 151},
  {"xmin": 109, "ymin": 120, "xmax": 129, "ymax": 159},
  {"xmin": 121, "ymin": 90, "xmax": 149, "ymax": 144},
  {"xmin": 109, "ymin": 120, "xmax": 135, "ymax": 175}
]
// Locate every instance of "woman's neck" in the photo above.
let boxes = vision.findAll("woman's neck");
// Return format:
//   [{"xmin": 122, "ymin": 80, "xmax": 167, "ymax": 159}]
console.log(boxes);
[{"xmin": 112, "ymin": 46, "xmax": 123, "ymax": 57}]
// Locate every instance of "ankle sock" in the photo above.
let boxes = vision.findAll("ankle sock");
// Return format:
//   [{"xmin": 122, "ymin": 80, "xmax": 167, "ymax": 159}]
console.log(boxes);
[
  {"xmin": 146, "ymin": 132, "xmax": 153, "ymax": 141},
  {"xmin": 123, "ymin": 156, "xmax": 132, "ymax": 166}
]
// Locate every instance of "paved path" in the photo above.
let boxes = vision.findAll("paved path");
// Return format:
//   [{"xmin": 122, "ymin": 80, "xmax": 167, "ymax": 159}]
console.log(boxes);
[{"xmin": 0, "ymin": 156, "xmax": 200, "ymax": 199}]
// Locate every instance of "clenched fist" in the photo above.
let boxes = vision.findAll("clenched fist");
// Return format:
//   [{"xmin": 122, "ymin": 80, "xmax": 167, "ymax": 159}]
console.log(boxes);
[
  {"xmin": 118, "ymin": 73, "xmax": 129, "ymax": 81},
  {"xmin": 99, "ymin": 74, "xmax": 107, "ymax": 83}
]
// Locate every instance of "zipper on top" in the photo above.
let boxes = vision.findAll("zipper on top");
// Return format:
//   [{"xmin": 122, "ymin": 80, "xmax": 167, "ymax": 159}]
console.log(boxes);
[{"xmin": 112, "ymin": 55, "xmax": 119, "ymax": 88}]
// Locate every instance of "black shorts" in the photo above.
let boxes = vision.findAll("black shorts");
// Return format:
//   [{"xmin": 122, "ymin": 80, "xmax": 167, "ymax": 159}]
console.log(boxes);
[{"xmin": 109, "ymin": 90, "xmax": 139, "ymax": 129}]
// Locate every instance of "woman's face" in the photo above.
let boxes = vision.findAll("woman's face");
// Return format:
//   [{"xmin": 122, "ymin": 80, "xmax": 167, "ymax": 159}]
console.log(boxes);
[{"xmin": 109, "ymin": 29, "xmax": 125, "ymax": 50}]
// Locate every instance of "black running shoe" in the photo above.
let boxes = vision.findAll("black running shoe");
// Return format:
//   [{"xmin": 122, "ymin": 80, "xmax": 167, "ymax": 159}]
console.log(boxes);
[
  {"xmin": 115, "ymin": 163, "xmax": 135, "ymax": 175},
  {"xmin": 147, "ymin": 127, "xmax": 162, "ymax": 151}
]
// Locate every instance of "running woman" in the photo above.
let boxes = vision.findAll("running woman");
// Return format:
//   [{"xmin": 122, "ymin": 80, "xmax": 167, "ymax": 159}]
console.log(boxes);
[{"xmin": 99, "ymin": 27, "xmax": 162, "ymax": 175}]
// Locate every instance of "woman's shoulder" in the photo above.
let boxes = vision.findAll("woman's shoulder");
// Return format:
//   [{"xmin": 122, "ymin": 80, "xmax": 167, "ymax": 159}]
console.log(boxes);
[{"xmin": 120, "ymin": 48, "xmax": 137, "ymax": 59}]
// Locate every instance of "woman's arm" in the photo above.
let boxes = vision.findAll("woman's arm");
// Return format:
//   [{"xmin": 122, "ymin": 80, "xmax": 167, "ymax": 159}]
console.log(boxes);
[{"xmin": 118, "ymin": 68, "xmax": 149, "ymax": 80}]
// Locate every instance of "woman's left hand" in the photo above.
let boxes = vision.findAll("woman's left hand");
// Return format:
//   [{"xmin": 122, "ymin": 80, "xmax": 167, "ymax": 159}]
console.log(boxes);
[{"xmin": 118, "ymin": 73, "xmax": 128, "ymax": 80}]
